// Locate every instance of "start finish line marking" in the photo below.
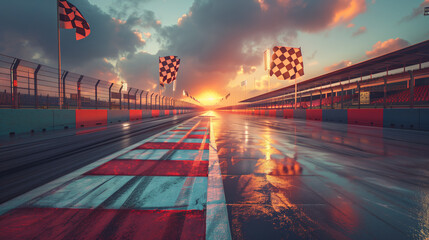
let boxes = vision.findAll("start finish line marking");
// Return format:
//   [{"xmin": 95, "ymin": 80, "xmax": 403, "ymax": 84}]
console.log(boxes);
[{"xmin": 206, "ymin": 114, "xmax": 232, "ymax": 240}]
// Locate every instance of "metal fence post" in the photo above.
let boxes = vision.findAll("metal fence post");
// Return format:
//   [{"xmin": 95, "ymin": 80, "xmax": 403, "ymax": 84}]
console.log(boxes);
[
  {"xmin": 77, "ymin": 75, "xmax": 83, "ymax": 109},
  {"xmin": 357, "ymin": 81, "xmax": 361, "ymax": 109},
  {"xmin": 319, "ymin": 90, "xmax": 322, "ymax": 109},
  {"xmin": 95, "ymin": 80, "xmax": 100, "ymax": 109},
  {"xmin": 108, "ymin": 83, "xmax": 113, "ymax": 109},
  {"xmin": 119, "ymin": 84, "xmax": 123, "ymax": 110},
  {"xmin": 150, "ymin": 93, "xmax": 154, "ymax": 109},
  {"xmin": 127, "ymin": 87, "xmax": 132, "ymax": 110},
  {"xmin": 154, "ymin": 94, "xmax": 158, "ymax": 110},
  {"xmin": 383, "ymin": 77, "xmax": 387, "ymax": 109},
  {"xmin": 140, "ymin": 90, "xmax": 143, "ymax": 109},
  {"xmin": 11, "ymin": 58, "xmax": 20, "ymax": 109},
  {"xmin": 34, "ymin": 64, "xmax": 41, "ymax": 108},
  {"xmin": 330, "ymin": 87, "xmax": 334, "ymax": 109},
  {"xmin": 162, "ymin": 96, "xmax": 165, "ymax": 110},
  {"xmin": 340, "ymin": 84, "xmax": 344, "ymax": 109},
  {"xmin": 62, "ymin": 71, "xmax": 69, "ymax": 108},
  {"xmin": 409, "ymin": 70, "xmax": 414, "ymax": 109},
  {"xmin": 134, "ymin": 89, "xmax": 138, "ymax": 109}
]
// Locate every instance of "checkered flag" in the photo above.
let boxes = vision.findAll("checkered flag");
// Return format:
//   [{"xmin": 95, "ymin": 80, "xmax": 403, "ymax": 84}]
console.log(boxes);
[
  {"xmin": 159, "ymin": 56, "xmax": 180, "ymax": 87},
  {"xmin": 269, "ymin": 46, "xmax": 304, "ymax": 80},
  {"xmin": 58, "ymin": 0, "xmax": 90, "ymax": 40}
]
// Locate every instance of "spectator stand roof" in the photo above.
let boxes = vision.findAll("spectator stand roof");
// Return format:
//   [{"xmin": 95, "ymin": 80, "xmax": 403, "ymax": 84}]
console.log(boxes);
[{"xmin": 241, "ymin": 39, "xmax": 429, "ymax": 103}]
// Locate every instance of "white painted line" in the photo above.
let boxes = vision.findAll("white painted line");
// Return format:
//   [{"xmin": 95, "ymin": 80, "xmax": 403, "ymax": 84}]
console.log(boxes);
[
  {"xmin": 0, "ymin": 116, "xmax": 199, "ymax": 215},
  {"xmin": 206, "ymin": 117, "xmax": 232, "ymax": 240}
]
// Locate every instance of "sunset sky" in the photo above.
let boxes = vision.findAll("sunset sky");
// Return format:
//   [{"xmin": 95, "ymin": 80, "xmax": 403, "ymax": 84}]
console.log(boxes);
[{"xmin": 1, "ymin": 0, "xmax": 428, "ymax": 106}]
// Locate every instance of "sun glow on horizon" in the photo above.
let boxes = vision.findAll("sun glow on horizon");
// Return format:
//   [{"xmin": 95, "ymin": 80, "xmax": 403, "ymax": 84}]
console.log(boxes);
[{"xmin": 197, "ymin": 91, "xmax": 222, "ymax": 106}]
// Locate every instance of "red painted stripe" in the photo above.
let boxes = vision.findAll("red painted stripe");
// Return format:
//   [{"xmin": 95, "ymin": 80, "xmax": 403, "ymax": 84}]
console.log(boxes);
[
  {"xmin": 306, "ymin": 109, "xmax": 322, "ymax": 121},
  {"xmin": 348, "ymin": 109, "xmax": 383, "ymax": 127},
  {"xmin": 171, "ymin": 129, "xmax": 206, "ymax": 132},
  {"xmin": 129, "ymin": 110, "xmax": 142, "ymax": 121},
  {"xmin": 152, "ymin": 110, "xmax": 160, "ymax": 117},
  {"xmin": 186, "ymin": 135, "xmax": 209, "ymax": 139},
  {"xmin": 75, "ymin": 109, "xmax": 107, "ymax": 129},
  {"xmin": 84, "ymin": 160, "xmax": 208, "ymax": 177},
  {"xmin": 0, "ymin": 208, "xmax": 205, "ymax": 240},
  {"xmin": 284, "ymin": 109, "xmax": 294, "ymax": 119},
  {"xmin": 136, "ymin": 142, "xmax": 209, "ymax": 150}
]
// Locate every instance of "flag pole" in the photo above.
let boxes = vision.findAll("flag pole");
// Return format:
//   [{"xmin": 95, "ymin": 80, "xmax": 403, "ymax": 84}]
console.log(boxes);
[
  {"xmin": 294, "ymin": 78, "xmax": 297, "ymax": 109},
  {"xmin": 57, "ymin": 0, "xmax": 63, "ymax": 109}
]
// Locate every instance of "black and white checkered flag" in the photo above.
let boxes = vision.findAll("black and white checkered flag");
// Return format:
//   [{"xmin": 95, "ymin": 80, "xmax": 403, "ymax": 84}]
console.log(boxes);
[
  {"xmin": 269, "ymin": 46, "xmax": 304, "ymax": 80},
  {"xmin": 159, "ymin": 56, "xmax": 180, "ymax": 87},
  {"xmin": 58, "ymin": 0, "xmax": 90, "ymax": 40}
]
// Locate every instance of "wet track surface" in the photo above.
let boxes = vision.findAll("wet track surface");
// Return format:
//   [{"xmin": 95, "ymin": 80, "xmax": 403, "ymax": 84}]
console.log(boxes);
[
  {"xmin": 0, "ymin": 113, "xmax": 199, "ymax": 203},
  {"xmin": 213, "ymin": 112, "xmax": 429, "ymax": 239},
  {"xmin": 0, "ymin": 111, "xmax": 429, "ymax": 239}
]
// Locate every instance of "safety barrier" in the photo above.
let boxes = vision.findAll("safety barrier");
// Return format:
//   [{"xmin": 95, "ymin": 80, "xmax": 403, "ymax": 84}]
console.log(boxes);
[
  {"xmin": 222, "ymin": 108, "xmax": 429, "ymax": 131},
  {"xmin": 0, "ymin": 109, "xmax": 191, "ymax": 136}
]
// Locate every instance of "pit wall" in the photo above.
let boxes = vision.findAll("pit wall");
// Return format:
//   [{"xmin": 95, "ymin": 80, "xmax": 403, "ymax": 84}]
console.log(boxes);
[
  {"xmin": 226, "ymin": 108, "xmax": 429, "ymax": 131},
  {"xmin": 0, "ymin": 109, "xmax": 191, "ymax": 136}
]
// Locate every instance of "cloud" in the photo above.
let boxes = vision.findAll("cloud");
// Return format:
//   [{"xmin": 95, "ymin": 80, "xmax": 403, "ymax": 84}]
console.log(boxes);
[
  {"xmin": 365, "ymin": 38, "xmax": 409, "ymax": 58},
  {"xmin": 117, "ymin": 52, "xmax": 159, "ymax": 91},
  {"xmin": 150, "ymin": 0, "xmax": 366, "ymax": 95},
  {"xmin": 400, "ymin": 0, "xmax": 429, "ymax": 23},
  {"xmin": 0, "ymin": 0, "xmax": 368, "ymax": 98},
  {"xmin": 324, "ymin": 60, "xmax": 352, "ymax": 72},
  {"xmin": 352, "ymin": 26, "xmax": 367, "ymax": 36},
  {"xmin": 347, "ymin": 23, "xmax": 355, "ymax": 28},
  {"xmin": 0, "ymin": 0, "xmax": 146, "ymax": 77}
]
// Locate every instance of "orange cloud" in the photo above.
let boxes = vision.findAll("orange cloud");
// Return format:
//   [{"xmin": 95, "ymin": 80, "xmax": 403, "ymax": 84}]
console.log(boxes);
[
  {"xmin": 331, "ymin": 0, "xmax": 366, "ymax": 26},
  {"xmin": 324, "ymin": 60, "xmax": 352, "ymax": 72},
  {"xmin": 347, "ymin": 23, "xmax": 355, "ymax": 28},
  {"xmin": 257, "ymin": 0, "xmax": 269, "ymax": 11},
  {"xmin": 112, "ymin": 17, "xmax": 126, "ymax": 24},
  {"xmin": 366, "ymin": 38, "xmax": 409, "ymax": 58},
  {"xmin": 133, "ymin": 31, "xmax": 146, "ymax": 43}
]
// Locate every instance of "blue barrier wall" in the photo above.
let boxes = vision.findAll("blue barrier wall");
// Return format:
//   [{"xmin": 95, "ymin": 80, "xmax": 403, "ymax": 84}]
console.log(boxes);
[
  {"xmin": 53, "ymin": 110, "xmax": 76, "ymax": 130},
  {"xmin": 293, "ymin": 109, "xmax": 306, "ymax": 119},
  {"xmin": 419, "ymin": 109, "xmax": 429, "ymax": 131},
  {"xmin": 323, "ymin": 109, "xmax": 348, "ymax": 123},
  {"xmin": 383, "ymin": 109, "xmax": 420, "ymax": 130},
  {"xmin": 0, "ymin": 109, "xmax": 193, "ymax": 136},
  {"xmin": 107, "ymin": 110, "xmax": 129, "ymax": 123},
  {"xmin": 0, "ymin": 109, "xmax": 75, "ymax": 135}
]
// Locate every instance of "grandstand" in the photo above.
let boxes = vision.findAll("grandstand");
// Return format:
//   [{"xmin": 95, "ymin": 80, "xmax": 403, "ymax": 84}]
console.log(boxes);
[{"xmin": 225, "ymin": 40, "xmax": 429, "ymax": 110}]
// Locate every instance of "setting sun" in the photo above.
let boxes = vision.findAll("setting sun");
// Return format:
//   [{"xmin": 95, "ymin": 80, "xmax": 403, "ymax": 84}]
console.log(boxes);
[{"xmin": 197, "ymin": 91, "xmax": 222, "ymax": 106}]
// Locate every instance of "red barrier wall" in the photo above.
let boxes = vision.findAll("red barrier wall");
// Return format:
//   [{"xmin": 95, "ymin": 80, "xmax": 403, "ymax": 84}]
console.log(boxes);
[
  {"xmin": 348, "ymin": 109, "xmax": 383, "ymax": 127},
  {"xmin": 75, "ymin": 110, "xmax": 107, "ymax": 128},
  {"xmin": 129, "ymin": 110, "xmax": 142, "ymax": 121},
  {"xmin": 152, "ymin": 110, "xmax": 160, "ymax": 117},
  {"xmin": 306, "ymin": 109, "xmax": 322, "ymax": 121},
  {"xmin": 164, "ymin": 110, "xmax": 170, "ymax": 116},
  {"xmin": 284, "ymin": 109, "xmax": 294, "ymax": 119},
  {"xmin": 269, "ymin": 110, "xmax": 276, "ymax": 117},
  {"xmin": 173, "ymin": 110, "xmax": 177, "ymax": 115}
]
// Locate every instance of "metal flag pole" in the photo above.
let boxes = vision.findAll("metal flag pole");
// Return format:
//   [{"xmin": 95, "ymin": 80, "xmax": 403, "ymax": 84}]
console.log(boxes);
[
  {"xmin": 294, "ymin": 78, "xmax": 297, "ymax": 109},
  {"xmin": 56, "ymin": 0, "xmax": 63, "ymax": 109}
]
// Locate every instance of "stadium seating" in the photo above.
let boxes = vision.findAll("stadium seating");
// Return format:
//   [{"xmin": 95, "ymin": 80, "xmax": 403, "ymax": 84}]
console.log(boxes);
[{"xmin": 372, "ymin": 85, "xmax": 429, "ymax": 104}]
